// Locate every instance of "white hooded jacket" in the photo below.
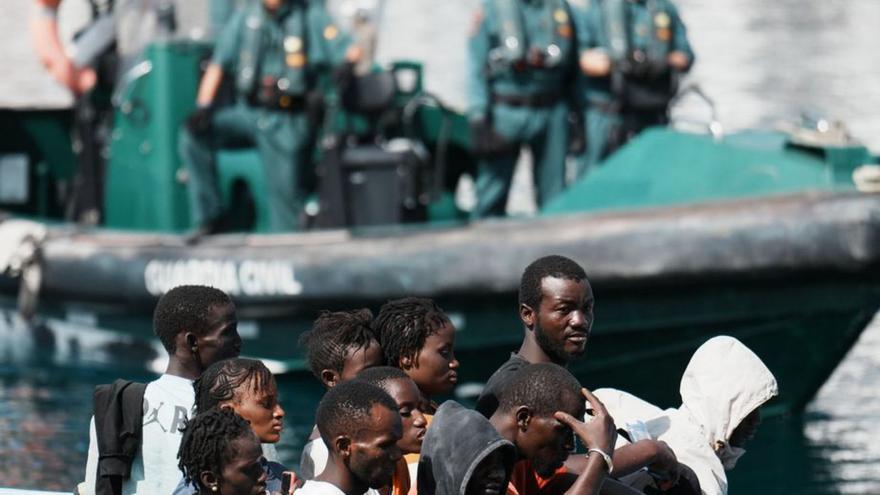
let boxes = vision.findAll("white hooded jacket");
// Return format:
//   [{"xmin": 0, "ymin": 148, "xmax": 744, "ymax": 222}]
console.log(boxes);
[{"xmin": 595, "ymin": 336, "xmax": 779, "ymax": 495}]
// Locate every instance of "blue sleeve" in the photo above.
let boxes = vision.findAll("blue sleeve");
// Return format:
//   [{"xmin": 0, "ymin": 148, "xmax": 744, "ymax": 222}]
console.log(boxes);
[
  {"xmin": 308, "ymin": 2, "xmax": 353, "ymax": 68},
  {"xmin": 211, "ymin": 10, "xmax": 244, "ymax": 71},
  {"xmin": 571, "ymin": 0, "xmax": 603, "ymax": 51},
  {"xmin": 171, "ymin": 477, "xmax": 197, "ymax": 495},
  {"xmin": 668, "ymin": 2, "xmax": 694, "ymax": 63},
  {"xmin": 467, "ymin": 5, "xmax": 491, "ymax": 121}
]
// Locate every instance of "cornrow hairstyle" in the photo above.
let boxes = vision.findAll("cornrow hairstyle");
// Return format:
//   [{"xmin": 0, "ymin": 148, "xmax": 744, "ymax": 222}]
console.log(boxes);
[
  {"xmin": 497, "ymin": 363, "xmax": 583, "ymax": 417},
  {"xmin": 193, "ymin": 358, "xmax": 274, "ymax": 414},
  {"xmin": 373, "ymin": 297, "xmax": 451, "ymax": 368},
  {"xmin": 153, "ymin": 285, "xmax": 232, "ymax": 353},
  {"xmin": 316, "ymin": 379, "xmax": 398, "ymax": 448},
  {"xmin": 178, "ymin": 408, "xmax": 255, "ymax": 491},
  {"xmin": 355, "ymin": 366, "xmax": 410, "ymax": 391},
  {"xmin": 298, "ymin": 308, "xmax": 377, "ymax": 381},
  {"xmin": 519, "ymin": 255, "xmax": 587, "ymax": 310}
]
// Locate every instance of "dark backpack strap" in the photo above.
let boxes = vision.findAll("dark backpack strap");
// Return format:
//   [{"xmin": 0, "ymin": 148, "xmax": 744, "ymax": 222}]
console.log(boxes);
[{"xmin": 93, "ymin": 379, "xmax": 147, "ymax": 495}]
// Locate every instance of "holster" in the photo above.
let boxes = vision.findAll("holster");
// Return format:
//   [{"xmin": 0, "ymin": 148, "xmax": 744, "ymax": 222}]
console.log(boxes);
[
  {"xmin": 469, "ymin": 118, "xmax": 516, "ymax": 157},
  {"xmin": 567, "ymin": 109, "xmax": 586, "ymax": 155}
]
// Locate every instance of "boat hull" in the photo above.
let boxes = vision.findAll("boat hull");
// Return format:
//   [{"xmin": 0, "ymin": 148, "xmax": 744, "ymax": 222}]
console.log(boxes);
[{"xmin": 2, "ymin": 191, "xmax": 879, "ymax": 414}]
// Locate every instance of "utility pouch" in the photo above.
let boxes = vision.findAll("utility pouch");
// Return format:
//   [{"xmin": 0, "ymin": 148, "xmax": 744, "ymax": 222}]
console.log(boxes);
[
  {"xmin": 469, "ymin": 119, "xmax": 516, "ymax": 157},
  {"xmin": 567, "ymin": 110, "xmax": 586, "ymax": 155},
  {"xmin": 618, "ymin": 70, "xmax": 679, "ymax": 113}
]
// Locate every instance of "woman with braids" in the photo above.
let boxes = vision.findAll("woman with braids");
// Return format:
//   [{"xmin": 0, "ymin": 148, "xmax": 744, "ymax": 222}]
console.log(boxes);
[
  {"xmin": 178, "ymin": 408, "xmax": 268, "ymax": 495},
  {"xmin": 174, "ymin": 358, "xmax": 293, "ymax": 495},
  {"xmin": 372, "ymin": 298, "xmax": 459, "ymax": 491},
  {"xmin": 373, "ymin": 297, "xmax": 460, "ymax": 415}
]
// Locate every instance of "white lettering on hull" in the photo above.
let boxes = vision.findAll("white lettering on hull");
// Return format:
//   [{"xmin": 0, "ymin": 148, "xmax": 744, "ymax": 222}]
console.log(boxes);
[{"xmin": 144, "ymin": 259, "xmax": 303, "ymax": 297}]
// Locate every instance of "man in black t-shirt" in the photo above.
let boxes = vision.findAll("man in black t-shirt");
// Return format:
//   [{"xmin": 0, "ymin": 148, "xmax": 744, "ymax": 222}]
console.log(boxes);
[
  {"xmin": 474, "ymin": 255, "xmax": 686, "ymax": 492},
  {"xmin": 475, "ymin": 255, "xmax": 594, "ymax": 417}
]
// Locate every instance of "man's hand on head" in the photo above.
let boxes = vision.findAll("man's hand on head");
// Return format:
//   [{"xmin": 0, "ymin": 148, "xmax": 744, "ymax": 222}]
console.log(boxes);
[{"xmin": 554, "ymin": 388, "xmax": 617, "ymax": 454}]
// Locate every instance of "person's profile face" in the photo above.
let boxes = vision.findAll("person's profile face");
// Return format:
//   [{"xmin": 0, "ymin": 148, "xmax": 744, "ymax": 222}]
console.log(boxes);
[
  {"xmin": 348, "ymin": 405, "xmax": 404, "ymax": 488},
  {"xmin": 405, "ymin": 321, "xmax": 459, "ymax": 396},
  {"xmin": 383, "ymin": 377, "xmax": 428, "ymax": 454},
  {"xmin": 524, "ymin": 413, "xmax": 575, "ymax": 478},
  {"xmin": 197, "ymin": 302, "xmax": 242, "ymax": 367},
  {"xmin": 339, "ymin": 339, "xmax": 384, "ymax": 382},
  {"xmin": 262, "ymin": 0, "xmax": 284, "ymax": 12},
  {"xmin": 532, "ymin": 277, "xmax": 593, "ymax": 364},
  {"xmin": 465, "ymin": 449, "xmax": 510, "ymax": 495},
  {"xmin": 217, "ymin": 433, "xmax": 267, "ymax": 495},
  {"xmin": 224, "ymin": 377, "xmax": 285, "ymax": 444},
  {"xmin": 729, "ymin": 408, "xmax": 761, "ymax": 448}
]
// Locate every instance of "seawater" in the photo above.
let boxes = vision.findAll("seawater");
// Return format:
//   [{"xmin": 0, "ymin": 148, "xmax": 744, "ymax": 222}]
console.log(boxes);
[{"xmin": 1, "ymin": 313, "xmax": 880, "ymax": 493}]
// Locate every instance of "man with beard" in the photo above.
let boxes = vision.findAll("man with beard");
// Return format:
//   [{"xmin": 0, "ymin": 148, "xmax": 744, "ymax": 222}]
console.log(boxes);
[
  {"xmin": 488, "ymin": 363, "xmax": 617, "ymax": 495},
  {"xmin": 476, "ymin": 255, "xmax": 593, "ymax": 417},
  {"xmin": 475, "ymin": 255, "xmax": 681, "ymax": 492},
  {"xmin": 299, "ymin": 380, "xmax": 404, "ymax": 495}
]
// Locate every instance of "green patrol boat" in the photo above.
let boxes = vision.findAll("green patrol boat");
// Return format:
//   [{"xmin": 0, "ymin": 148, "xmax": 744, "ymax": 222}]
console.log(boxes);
[{"xmin": 1, "ymin": 40, "xmax": 879, "ymax": 416}]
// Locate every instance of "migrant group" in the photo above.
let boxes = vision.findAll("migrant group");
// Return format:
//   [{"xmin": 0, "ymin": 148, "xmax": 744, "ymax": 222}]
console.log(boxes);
[
  {"xmin": 34, "ymin": 0, "xmax": 693, "ymax": 231},
  {"xmin": 80, "ymin": 255, "xmax": 777, "ymax": 495}
]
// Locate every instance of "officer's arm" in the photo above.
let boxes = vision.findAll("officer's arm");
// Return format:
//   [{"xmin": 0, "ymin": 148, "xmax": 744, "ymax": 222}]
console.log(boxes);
[
  {"xmin": 576, "ymin": 0, "xmax": 611, "ymax": 77},
  {"xmin": 196, "ymin": 64, "xmax": 225, "ymax": 107},
  {"xmin": 195, "ymin": 11, "xmax": 244, "ymax": 107},
  {"xmin": 30, "ymin": 0, "xmax": 96, "ymax": 93},
  {"xmin": 309, "ymin": 4, "xmax": 358, "ymax": 68},
  {"xmin": 667, "ymin": 3, "xmax": 694, "ymax": 71},
  {"xmin": 466, "ymin": 8, "xmax": 491, "ymax": 122}
]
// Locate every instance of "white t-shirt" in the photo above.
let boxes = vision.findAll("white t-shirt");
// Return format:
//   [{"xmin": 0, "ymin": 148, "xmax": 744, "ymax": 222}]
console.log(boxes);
[
  {"xmin": 297, "ymin": 480, "xmax": 347, "ymax": 495},
  {"xmin": 299, "ymin": 433, "xmax": 329, "ymax": 480},
  {"xmin": 83, "ymin": 374, "xmax": 195, "ymax": 495}
]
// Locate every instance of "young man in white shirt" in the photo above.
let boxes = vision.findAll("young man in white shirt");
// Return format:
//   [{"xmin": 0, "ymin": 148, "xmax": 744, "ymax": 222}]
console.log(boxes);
[
  {"xmin": 298, "ymin": 380, "xmax": 402, "ymax": 495},
  {"xmin": 82, "ymin": 284, "xmax": 242, "ymax": 495}
]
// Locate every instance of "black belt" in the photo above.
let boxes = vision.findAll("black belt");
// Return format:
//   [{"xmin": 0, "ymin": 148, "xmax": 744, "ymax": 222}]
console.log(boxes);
[
  {"xmin": 492, "ymin": 92, "xmax": 560, "ymax": 108},
  {"xmin": 249, "ymin": 94, "xmax": 307, "ymax": 112}
]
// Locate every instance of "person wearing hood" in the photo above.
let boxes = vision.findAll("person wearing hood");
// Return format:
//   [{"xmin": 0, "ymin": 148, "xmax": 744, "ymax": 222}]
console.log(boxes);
[
  {"xmin": 594, "ymin": 336, "xmax": 779, "ymax": 495},
  {"xmin": 417, "ymin": 400, "xmax": 517, "ymax": 495}
]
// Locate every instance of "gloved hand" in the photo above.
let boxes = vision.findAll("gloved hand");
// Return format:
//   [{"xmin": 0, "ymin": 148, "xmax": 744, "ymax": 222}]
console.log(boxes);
[
  {"xmin": 470, "ymin": 119, "xmax": 513, "ymax": 156},
  {"xmin": 567, "ymin": 111, "xmax": 586, "ymax": 155},
  {"xmin": 185, "ymin": 106, "xmax": 213, "ymax": 137},
  {"xmin": 333, "ymin": 62, "xmax": 357, "ymax": 105}
]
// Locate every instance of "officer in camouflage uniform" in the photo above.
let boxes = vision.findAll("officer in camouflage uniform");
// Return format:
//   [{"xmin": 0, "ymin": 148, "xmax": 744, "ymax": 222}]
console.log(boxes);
[
  {"xmin": 570, "ymin": 0, "xmax": 693, "ymax": 177},
  {"xmin": 180, "ymin": 0, "xmax": 360, "ymax": 234},
  {"xmin": 467, "ymin": 0, "xmax": 578, "ymax": 218}
]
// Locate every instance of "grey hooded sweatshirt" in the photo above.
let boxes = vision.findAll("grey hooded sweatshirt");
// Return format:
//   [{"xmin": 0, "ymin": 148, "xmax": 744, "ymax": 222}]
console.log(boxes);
[{"xmin": 418, "ymin": 401, "xmax": 517, "ymax": 495}]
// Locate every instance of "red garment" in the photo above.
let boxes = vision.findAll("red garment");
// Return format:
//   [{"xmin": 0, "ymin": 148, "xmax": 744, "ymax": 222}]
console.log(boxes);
[{"xmin": 506, "ymin": 461, "xmax": 567, "ymax": 495}]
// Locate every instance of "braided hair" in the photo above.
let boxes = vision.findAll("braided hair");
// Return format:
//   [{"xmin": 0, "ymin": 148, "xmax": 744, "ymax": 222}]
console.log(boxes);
[
  {"xmin": 298, "ymin": 308, "xmax": 377, "ymax": 381},
  {"xmin": 178, "ymin": 408, "xmax": 255, "ymax": 491},
  {"xmin": 373, "ymin": 297, "xmax": 450, "ymax": 368},
  {"xmin": 193, "ymin": 358, "xmax": 274, "ymax": 414}
]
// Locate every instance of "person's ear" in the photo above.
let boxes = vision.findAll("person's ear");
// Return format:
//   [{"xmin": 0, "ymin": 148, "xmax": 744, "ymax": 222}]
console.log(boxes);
[
  {"xmin": 520, "ymin": 303, "xmax": 536, "ymax": 329},
  {"xmin": 321, "ymin": 369, "xmax": 341, "ymax": 388},
  {"xmin": 185, "ymin": 332, "xmax": 199, "ymax": 354},
  {"xmin": 399, "ymin": 355, "xmax": 414, "ymax": 370},
  {"xmin": 200, "ymin": 471, "xmax": 220, "ymax": 493},
  {"xmin": 515, "ymin": 406, "xmax": 532, "ymax": 431},
  {"xmin": 334, "ymin": 435, "xmax": 352, "ymax": 458},
  {"xmin": 219, "ymin": 402, "xmax": 235, "ymax": 412}
]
